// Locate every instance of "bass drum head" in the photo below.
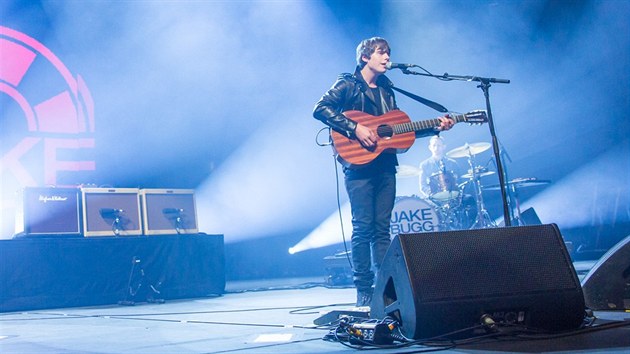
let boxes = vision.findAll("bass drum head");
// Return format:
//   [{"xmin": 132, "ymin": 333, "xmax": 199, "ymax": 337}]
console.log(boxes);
[{"xmin": 390, "ymin": 196, "xmax": 439, "ymax": 237}]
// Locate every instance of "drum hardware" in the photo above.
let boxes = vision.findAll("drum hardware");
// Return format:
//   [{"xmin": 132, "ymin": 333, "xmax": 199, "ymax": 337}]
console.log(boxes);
[
  {"xmin": 483, "ymin": 177, "xmax": 551, "ymax": 191},
  {"xmin": 447, "ymin": 142, "xmax": 496, "ymax": 229},
  {"xmin": 396, "ymin": 164, "xmax": 421, "ymax": 177},
  {"xmin": 484, "ymin": 177, "xmax": 550, "ymax": 226},
  {"xmin": 426, "ymin": 178, "xmax": 476, "ymax": 232},
  {"xmin": 432, "ymin": 196, "xmax": 467, "ymax": 231},
  {"xmin": 461, "ymin": 166, "xmax": 495, "ymax": 179},
  {"xmin": 457, "ymin": 180, "xmax": 471, "ymax": 189}
]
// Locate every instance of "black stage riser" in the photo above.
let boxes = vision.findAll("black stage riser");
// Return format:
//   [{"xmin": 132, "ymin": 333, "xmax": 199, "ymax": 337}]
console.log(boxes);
[{"xmin": 0, "ymin": 234, "xmax": 225, "ymax": 312}]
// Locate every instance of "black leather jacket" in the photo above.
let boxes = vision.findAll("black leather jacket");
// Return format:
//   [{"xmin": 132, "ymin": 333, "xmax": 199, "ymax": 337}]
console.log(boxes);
[
  {"xmin": 313, "ymin": 67, "xmax": 398, "ymax": 139},
  {"xmin": 313, "ymin": 67, "xmax": 402, "ymax": 174}
]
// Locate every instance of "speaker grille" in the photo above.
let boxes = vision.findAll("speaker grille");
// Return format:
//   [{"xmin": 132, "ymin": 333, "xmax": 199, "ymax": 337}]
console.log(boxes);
[{"xmin": 400, "ymin": 225, "xmax": 579, "ymax": 302}]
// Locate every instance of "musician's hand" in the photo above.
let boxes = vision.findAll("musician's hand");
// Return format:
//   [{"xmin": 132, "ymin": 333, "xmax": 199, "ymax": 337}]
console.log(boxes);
[
  {"xmin": 435, "ymin": 115, "xmax": 455, "ymax": 131},
  {"xmin": 355, "ymin": 124, "xmax": 377, "ymax": 147}
]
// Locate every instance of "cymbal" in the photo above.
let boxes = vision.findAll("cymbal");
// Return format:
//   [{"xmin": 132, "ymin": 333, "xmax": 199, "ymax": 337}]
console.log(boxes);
[
  {"xmin": 446, "ymin": 142, "xmax": 491, "ymax": 158},
  {"xmin": 461, "ymin": 166, "xmax": 495, "ymax": 179},
  {"xmin": 484, "ymin": 177, "xmax": 551, "ymax": 191},
  {"xmin": 396, "ymin": 165, "xmax": 421, "ymax": 177}
]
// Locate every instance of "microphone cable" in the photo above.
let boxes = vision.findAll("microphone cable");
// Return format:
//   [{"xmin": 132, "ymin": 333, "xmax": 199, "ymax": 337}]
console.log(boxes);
[{"xmin": 315, "ymin": 127, "xmax": 354, "ymax": 274}]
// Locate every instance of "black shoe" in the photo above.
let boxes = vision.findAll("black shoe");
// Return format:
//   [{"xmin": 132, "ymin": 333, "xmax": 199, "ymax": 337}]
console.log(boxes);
[{"xmin": 356, "ymin": 289, "xmax": 373, "ymax": 307}]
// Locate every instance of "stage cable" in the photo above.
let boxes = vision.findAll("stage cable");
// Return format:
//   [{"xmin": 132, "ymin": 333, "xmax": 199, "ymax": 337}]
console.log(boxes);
[
  {"xmin": 315, "ymin": 127, "xmax": 353, "ymax": 272},
  {"xmin": 321, "ymin": 311, "xmax": 630, "ymax": 351}
]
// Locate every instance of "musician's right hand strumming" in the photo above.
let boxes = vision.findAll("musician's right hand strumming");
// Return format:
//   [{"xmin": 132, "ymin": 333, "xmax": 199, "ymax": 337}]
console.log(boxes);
[{"xmin": 355, "ymin": 123, "xmax": 377, "ymax": 148}]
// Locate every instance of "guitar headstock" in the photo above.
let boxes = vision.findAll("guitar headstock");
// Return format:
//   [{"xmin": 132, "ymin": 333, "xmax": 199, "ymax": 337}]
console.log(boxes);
[{"xmin": 464, "ymin": 110, "xmax": 488, "ymax": 125}]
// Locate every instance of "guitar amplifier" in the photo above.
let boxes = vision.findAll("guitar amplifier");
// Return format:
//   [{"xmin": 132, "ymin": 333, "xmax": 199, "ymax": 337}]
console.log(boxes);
[
  {"xmin": 140, "ymin": 189, "xmax": 198, "ymax": 235},
  {"xmin": 81, "ymin": 188, "xmax": 142, "ymax": 237},
  {"xmin": 18, "ymin": 187, "xmax": 82, "ymax": 237}
]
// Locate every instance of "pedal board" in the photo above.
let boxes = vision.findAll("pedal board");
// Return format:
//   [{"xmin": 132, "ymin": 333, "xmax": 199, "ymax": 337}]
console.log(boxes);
[{"xmin": 313, "ymin": 307, "xmax": 370, "ymax": 326}]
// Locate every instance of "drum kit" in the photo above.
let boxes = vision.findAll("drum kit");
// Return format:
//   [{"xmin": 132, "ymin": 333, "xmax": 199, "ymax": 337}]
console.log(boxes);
[{"xmin": 395, "ymin": 142, "xmax": 550, "ymax": 232}]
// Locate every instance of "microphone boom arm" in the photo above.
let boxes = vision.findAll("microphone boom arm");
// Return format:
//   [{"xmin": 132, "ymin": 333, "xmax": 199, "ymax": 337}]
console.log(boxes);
[{"xmin": 399, "ymin": 69, "xmax": 510, "ymax": 85}]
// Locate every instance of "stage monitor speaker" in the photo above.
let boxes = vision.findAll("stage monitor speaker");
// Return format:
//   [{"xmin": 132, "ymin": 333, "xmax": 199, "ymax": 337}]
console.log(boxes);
[
  {"xmin": 140, "ymin": 189, "xmax": 198, "ymax": 235},
  {"xmin": 81, "ymin": 188, "xmax": 142, "ymax": 237},
  {"xmin": 581, "ymin": 234, "xmax": 630, "ymax": 310},
  {"xmin": 371, "ymin": 224, "xmax": 585, "ymax": 339},
  {"xmin": 498, "ymin": 207, "xmax": 541, "ymax": 227},
  {"xmin": 19, "ymin": 187, "xmax": 81, "ymax": 236},
  {"xmin": 520, "ymin": 207, "xmax": 542, "ymax": 225}
]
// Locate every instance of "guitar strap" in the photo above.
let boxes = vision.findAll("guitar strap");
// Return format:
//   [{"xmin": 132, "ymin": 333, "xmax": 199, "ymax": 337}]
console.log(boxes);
[{"xmin": 390, "ymin": 86, "xmax": 449, "ymax": 113}]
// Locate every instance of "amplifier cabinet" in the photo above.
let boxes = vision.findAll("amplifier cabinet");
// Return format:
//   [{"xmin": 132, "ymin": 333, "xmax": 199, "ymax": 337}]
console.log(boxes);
[
  {"xmin": 81, "ymin": 188, "xmax": 142, "ymax": 237},
  {"xmin": 140, "ymin": 189, "xmax": 198, "ymax": 235},
  {"xmin": 20, "ymin": 187, "xmax": 81, "ymax": 236}
]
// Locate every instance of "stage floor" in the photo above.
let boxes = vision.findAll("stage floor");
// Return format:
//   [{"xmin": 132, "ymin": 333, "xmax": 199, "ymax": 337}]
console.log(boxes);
[{"xmin": 1, "ymin": 277, "xmax": 629, "ymax": 354}]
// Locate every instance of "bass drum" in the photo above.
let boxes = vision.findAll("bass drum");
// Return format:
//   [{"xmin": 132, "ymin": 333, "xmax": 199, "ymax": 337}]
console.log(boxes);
[{"xmin": 390, "ymin": 196, "xmax": 439, "ymax": 237}]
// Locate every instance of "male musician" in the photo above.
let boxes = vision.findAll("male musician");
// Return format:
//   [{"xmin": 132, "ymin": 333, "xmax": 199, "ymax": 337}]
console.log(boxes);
[
  {"xmin": 313, "ymin": 37, "xmax": 454, "ymax": 307},
  {"xmin": 418, "ymin": 135, "xmax": 461, "ymax": 199},
  {"xmin": 419, "ymin": 136, "xmax": 481, "ymax": 231}
]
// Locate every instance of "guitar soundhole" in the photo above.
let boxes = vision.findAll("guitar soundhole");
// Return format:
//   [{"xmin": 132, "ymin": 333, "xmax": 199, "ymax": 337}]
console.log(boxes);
[{"xmin": 377, "ymin": 125, "xmax": 393, "ymax": 139}]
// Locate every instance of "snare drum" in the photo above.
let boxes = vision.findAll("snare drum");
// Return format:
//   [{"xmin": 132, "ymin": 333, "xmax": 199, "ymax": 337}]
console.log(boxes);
[
  {"xmin": 390, "ymin": 196, "xmax": 439, "ymax": 236},
  {"xmin": 429, "ymin": 171, "xmax": 459, "ymax": 201}
]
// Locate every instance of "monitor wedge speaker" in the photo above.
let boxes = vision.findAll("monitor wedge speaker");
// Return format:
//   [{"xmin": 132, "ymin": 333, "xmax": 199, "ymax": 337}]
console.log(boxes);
[
  {"xmin": 370, "ymin": 224, "xmax": 585, "ymax": 339},
  {"xmin": 581, "ymin": 234, "xmax": 630, "ymax": 310}
]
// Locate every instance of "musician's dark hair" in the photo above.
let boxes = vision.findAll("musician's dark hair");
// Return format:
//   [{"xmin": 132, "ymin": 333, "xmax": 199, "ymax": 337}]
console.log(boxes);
[{"xmin": 356, "ymin": 37, "xmax": 390, "ymax": 68}]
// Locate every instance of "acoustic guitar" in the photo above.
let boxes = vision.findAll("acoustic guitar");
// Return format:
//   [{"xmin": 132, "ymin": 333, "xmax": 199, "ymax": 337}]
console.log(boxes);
[{"xmin": 331, "ymin": 110, "xmax": 487, "ymax": 167}]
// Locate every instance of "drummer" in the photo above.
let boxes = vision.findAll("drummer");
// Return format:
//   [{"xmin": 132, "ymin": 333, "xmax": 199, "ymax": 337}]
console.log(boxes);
[{"xmin": 418, "ymin": 135, "xmax": 462, "ymax": 200}]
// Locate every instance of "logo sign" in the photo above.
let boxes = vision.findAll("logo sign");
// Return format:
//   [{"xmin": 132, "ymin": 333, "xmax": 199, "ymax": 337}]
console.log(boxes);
[
  {"xmin": 390, "ymin": 196, "xmax": 438, "ymax": 236},
  {"xmin": 38, "ymin": 195, "xmax": 69, "ymax": 203},
  {"xmin": 1, "ymin": 26, "xmax": 96, "ymax": 235}
]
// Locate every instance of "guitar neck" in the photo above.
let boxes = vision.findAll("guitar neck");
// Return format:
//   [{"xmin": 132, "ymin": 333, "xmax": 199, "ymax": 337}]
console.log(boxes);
[{"xmin": 392, "ymin": 113, "xmax": 466, "ymax": 135}]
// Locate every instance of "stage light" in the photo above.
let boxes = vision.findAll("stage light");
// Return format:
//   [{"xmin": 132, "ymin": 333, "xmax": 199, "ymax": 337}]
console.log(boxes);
[
  {"xmin": 288, "ymin": 202, "xmax": 352, "ymax": 254},
  {"xmin": 521, "ymin": 144, "xmax": 629, "ymax": 230}
]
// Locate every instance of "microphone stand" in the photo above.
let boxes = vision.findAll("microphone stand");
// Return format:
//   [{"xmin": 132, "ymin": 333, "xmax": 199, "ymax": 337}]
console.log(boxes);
[
  {"xmin": 399, "ymin": 68, "xmax": 512, "ymax": 226},
  {"xmin": 499, "ymin": 144, "xmax": 515, "ymax": 225}
]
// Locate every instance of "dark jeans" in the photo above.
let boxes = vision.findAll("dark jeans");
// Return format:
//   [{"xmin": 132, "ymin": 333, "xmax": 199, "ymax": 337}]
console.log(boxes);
[{"xmin": 345, "ymin": 172, "xmax": 396, "ymax": 291}]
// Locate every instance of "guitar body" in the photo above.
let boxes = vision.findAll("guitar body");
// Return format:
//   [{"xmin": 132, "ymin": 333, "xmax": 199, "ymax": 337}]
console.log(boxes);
[{"xmin": 330, "ymin": 110, "xmax": 418, "ymax": 167}]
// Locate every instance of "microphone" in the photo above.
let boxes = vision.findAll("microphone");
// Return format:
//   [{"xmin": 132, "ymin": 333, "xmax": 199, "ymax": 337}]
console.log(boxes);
[
  {"xmin": 386, "ymin": 62, "xmax": 417, "ymax": 70},
  {"xmin": 163, "ymin": 208, "xmax": 185, "ymax": 232},
  {"xmin": 100, "ymin": 208, "xmax": 123, "ymax": 216},
  {"xmin": 162, "ymin": 208, "xmax": 184, "ymax": 215}
]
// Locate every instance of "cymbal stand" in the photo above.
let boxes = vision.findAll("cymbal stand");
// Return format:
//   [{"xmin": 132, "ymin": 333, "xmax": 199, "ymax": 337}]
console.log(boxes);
[
  {"xmin": 466, "ymin": 148, "xmax": 496, "ymax": 229},
  {"xmin": 498, "ymin": 146, "xmax": 518, "ymax": 225},
  {"xmin": 435, "ymin": 196, "xmax": 462, "ymax": 231},
  {"xmin": 509, "ymin": 184, "xmax": 525, "ymax": 225}
]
